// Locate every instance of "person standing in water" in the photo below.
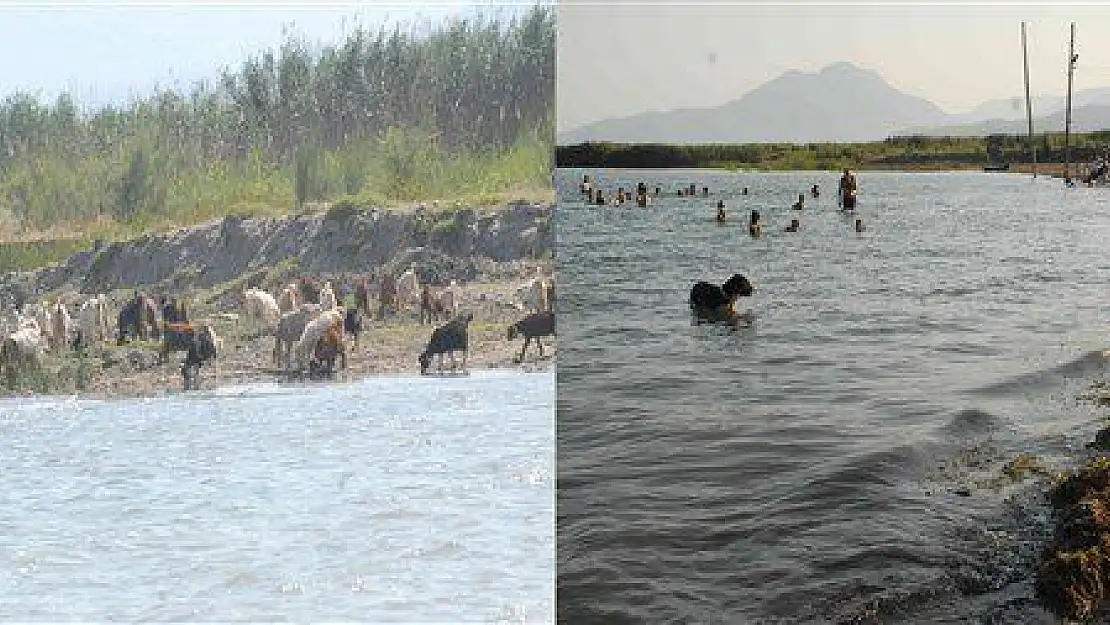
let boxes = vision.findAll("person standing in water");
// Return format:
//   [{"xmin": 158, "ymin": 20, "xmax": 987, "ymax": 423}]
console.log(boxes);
[
  {"xmin": 749, "ymin": 210, "xmax": 763, "ymax": 237},
  {"xmin": 839, "ymin": 168, "xmax": 858, "ymax": 210}
]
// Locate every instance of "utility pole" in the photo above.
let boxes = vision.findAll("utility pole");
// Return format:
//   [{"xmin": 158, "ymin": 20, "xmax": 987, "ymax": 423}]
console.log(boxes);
[
  {"xmin": 1065, "ymin": 21, "xmax": 1077, "ymax": 185},
  {"xmin": 1023, "ymin": 22, "xmax": 1037, "ymax": 178}
]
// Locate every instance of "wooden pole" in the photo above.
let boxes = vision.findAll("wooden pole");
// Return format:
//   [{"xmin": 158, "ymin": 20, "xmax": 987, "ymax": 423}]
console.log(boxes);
[
  {"xmin": 1023, "ymin": 22, "xmax": 1037, "ymax": 178},
  {"xmin": 1065, "ymin": 21, "xmax": 1076, "ymax": 184}
]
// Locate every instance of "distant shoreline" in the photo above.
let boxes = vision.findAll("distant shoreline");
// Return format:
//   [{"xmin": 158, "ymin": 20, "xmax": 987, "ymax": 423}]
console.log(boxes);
[
  {"xmin": 556, "ymin": 137, "xmax": 1108, "ymax": 176},
  {"xmin": 559, "ymin": 162, "xmax": 1073, "ymax": 175}
]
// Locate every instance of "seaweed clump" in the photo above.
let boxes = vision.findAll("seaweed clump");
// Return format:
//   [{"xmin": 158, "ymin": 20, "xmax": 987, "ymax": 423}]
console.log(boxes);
[
  {"xmin": 1088, "ymin": 428, "xmax": 1110, "ymax": 452},
  {"xmin": 1035, "ymin": 454, "xmax": 1110, "ymax": 621},
  {"xmin": 1002, "ymin": 452, "xmax": 1048, "ymax": 482}
]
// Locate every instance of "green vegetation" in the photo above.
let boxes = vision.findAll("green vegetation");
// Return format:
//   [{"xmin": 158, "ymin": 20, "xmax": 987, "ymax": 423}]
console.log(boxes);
[
  {"xmin": 0, "ymin": 5, "xmax": 554, "ymax": 260},
  {"xmin": 556, "ymin": 131, "xmax": 1110, "ymax": 171},
  {"xmin": 1, "ymin": 350, "xmax": 99, "ymax": 394},
  {"xmin": 0, "ymin": 238, "xmax": 91, "ymax": 274}
]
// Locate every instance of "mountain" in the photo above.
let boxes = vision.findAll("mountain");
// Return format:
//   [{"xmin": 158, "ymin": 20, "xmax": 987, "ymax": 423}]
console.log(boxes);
[
  {"xmin": 557, "ymin": 62, "xmax": 951, "ymax": 145},
  {"xmin": 902, "ymin": 103, "xmax": 1110, "ymax": 137},
  {"xmin": 557, "ymin": 62, "xmax": 1110, "ymax": 145},
  {"xmin": 949, "ymin": 95, "xmax": 1064, "ymax": 124}
]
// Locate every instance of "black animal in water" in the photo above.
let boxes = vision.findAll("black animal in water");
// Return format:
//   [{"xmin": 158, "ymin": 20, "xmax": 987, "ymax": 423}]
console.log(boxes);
[
  {"xmin": 689, "ymin": 274, "xmax": 754, "ymax": 325},
  {"xmin": 419, "ymin": 313, "xmax": 473, "ymax": 375},
  {"xmin": 508, "ymin": 312, "xmax": 555, "ymax": 362}
]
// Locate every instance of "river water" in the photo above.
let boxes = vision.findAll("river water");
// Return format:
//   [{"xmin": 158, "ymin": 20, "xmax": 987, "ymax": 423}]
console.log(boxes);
[
  {"xmin": 0, "ymin": 369, "xmax": 553, "ymax": 622},
  {"xmin": 556, "ymin": 168, "xmax": 1110, "ymax": 623}
]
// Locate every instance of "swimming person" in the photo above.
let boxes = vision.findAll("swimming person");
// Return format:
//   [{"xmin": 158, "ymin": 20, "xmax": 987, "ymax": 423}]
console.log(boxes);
[
  {"xmin": 839, "ymin": 168, "xmax": 858, "ymax": 210},
  {"xmin": 855, "ymin": 218, "xmax": 865, "ymax": 232},
  {"xmin": 749, "ymin": 210, "xmax": 763, "ymax": 237},
  {"xmin": 792, "ymin": 193, "xmax": 805, "ymax": 210},
  {"xmin": 742, "ymin": 187, "xmax": 749, "ymax": 196},
  {"xmin": 580, "ymin": 175, "xmax": 592, "ymax": 196},
  {"xmin": 716, "ymin": 200, "xmax": 726, "ymax": 223},
  {"xmin": 811, "ymin": 184, "xmax": 820, "ymax": 198},
  {"xmin": 784, "ymin": 218, "xmax": 800, "ymax": 232}
]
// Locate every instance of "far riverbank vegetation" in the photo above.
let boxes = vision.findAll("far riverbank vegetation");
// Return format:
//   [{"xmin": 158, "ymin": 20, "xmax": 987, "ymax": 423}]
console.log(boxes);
[{"xmin": 556, "ymin": 132, "xmax": 1110, "ymax": 173}]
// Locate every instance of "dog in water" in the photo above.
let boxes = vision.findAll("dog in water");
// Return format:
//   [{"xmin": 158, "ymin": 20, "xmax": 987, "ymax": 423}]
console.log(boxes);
[{"xmin": 689, "ymin": 274, "xmax": 754, "ymax": 325}]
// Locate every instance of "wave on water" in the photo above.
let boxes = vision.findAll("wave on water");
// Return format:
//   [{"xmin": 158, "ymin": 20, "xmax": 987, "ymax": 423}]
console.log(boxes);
[
  {"xmin": 968, "ymin": 349, "xmax": 1110, "ymax": 397},
  {"xmin": 941, "ymin": 407, "xmax": 1003, "ymax": 438}
]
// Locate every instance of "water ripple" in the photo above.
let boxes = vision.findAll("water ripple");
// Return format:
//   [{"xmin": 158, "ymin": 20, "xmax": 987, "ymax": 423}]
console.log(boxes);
[
  {"xmin": 0, "ymin": 370, "xmax": 553, "ymax": 621},
  {"xmin": 557, "ymin": 169, "xmax": 1102, "ymax": 622}
]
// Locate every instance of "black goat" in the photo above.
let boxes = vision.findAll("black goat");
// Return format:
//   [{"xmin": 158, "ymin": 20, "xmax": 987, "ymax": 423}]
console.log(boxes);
[
  {"xmin": 419, "ymin": 313, "xmax": 473, "ymax": 375},
  {"xmin": 179, "ymin": 325, "xmax": 219, "ymax": 390},
  {"xmin": 507, "ymin": 312, "xmax": 555, "ymax": 362},
  {"xmin": 343, "ymin": 307, "xmax": 363, "ymax": 348}
]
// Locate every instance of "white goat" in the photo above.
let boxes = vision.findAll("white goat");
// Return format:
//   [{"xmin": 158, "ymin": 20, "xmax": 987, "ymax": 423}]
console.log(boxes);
[
  {"xmin": 318, "ymin": 281, "xmax": 339, "ymax": 311},
  {"xmin": 396, "ymin": 268, "xmax": 420, "ymax": 312},
  {"xmin": 293, "ymin": 308, "xmax": 344, "ymax": 370},
  {"xmin": 274, "ymin": 303, "xmax": 322, "ymax": 370},
  {"xmin": 243, "ymin": 288, "xmax": 281, "ymax": 334},
  {"xmin": 277, "ymin": 283, "xmax": 300, "ymax": 313}
]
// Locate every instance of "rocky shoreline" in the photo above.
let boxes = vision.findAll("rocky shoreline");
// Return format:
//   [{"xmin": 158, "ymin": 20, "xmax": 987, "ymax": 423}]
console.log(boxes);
[{"xmin": 0, "ymin": 202, "xmax": 555, "ymax": 399}]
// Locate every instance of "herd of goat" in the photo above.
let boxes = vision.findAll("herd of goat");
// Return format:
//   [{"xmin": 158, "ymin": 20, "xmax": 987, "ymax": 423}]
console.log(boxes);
[{"xmin": 0, "ymin": 266, "xmax": 557, "ymax": 389}]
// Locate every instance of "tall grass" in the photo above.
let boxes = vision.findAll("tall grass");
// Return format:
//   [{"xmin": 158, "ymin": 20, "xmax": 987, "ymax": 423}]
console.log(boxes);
[
  {"xmin": 0, "ymin": 132, "xmax": 551, "ymax": 272},
  {"xmin": 0, "ymin": 4, "xmax": 554, "ymax": 246}
]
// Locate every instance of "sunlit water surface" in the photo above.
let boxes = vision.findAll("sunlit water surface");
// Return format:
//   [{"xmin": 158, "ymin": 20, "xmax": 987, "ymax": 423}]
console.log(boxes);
[{"xmin": 0, "ymin": 369, "xmax": 553, "ymax": 622}]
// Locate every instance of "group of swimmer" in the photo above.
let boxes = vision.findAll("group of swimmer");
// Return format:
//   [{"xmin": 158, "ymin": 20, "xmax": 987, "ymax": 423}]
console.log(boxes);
[
  {"xmin": 575, "ymin": 168, "xmax": 864, "ymax": 233},
  {"xmin": 578, "ymin": 175, "xmax": 733, "ymax": 208},
  {"xmin": 578, "ymin": 175, "xmax": 660, "ymax": 207},
  {"xmin": 721, "ymin": 168, "xmax": 864, "ymax": 235}
]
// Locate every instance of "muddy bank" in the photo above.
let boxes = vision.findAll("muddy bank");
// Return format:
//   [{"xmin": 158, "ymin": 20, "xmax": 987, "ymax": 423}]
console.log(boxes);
[{"xmin": 0, "ymin": 202, "xmax": 555, "ymax": 399}]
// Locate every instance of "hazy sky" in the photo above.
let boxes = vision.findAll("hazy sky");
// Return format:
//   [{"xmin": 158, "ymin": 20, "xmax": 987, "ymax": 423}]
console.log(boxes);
[
  {"xmin": 0, "ymin": 1, "xmax": 531, "ymax": 109},
  {"xmin": 558, "ymin": 2, "xmax": 1110, "ymax": 132}
]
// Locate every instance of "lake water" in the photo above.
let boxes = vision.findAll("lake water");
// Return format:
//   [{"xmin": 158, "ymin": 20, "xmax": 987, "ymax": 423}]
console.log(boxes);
[
  {"xmin": 556, "ymin": 168, "xmax": 1110, "ymax": 623},
  {"xmin": 0, "ymin": 369, "xmax": 553, "ymax": 622}
]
